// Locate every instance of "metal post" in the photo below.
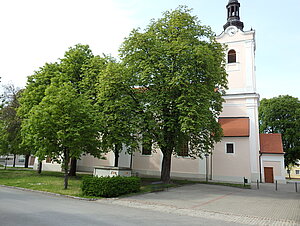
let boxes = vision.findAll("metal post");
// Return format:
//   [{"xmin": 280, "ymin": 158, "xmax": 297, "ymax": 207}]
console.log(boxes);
[
  {"xmin": 259, "ymin": 153, "xmax": 262, "ymax": 183},
  {"xmin": 296, "ymin": 182, "xmax": 298, "ymax": 193},
  {"xmin": 210, "ymin": 153, "xmax": 213, "ymax": 180},
  {"xmin": 275, "ymin": 180, "xmax": 278, "ymax": 191},
  {"xmin": 243, "ymin": 177, "xmax": 245, "ymax": 187},
  {"xmin": 205, "ymin": 154, "xmax": 209, "ymax": 182},
  {"xmin": 257, "ymin": 180, "xmax": 259, "ymax": 189}
]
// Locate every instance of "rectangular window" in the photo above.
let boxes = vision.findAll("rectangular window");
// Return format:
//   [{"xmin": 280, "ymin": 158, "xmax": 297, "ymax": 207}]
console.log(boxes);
[
  {"xmin": 178, "ymin": 141, "xmax": 189, "ymax": 157},
  {"xmin": 18, "ymin": 155, "xmax": 25, "ymax": 163},
  {"xmin": 226, "ymin": 143, "xmax": 234, "ymax": 154},
  {"xmin": 296, "ymin": 170, "xmax": 300, "ymax": 175},
  {"xmin": 142, "ymin": 142, "xmax": 152, "ymax": 155}
]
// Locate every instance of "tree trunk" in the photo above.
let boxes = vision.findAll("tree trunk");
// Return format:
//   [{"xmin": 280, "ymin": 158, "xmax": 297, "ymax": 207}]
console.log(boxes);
[
  {"xmin": 68, "ymin": 157, "xmax": 77, "ymax": 176},
  {"xmin": 38, "ymin": 161, "xmax": 42, "ymax": 174},
  {"xmin": 13, "ymin": 154, "xmax": 16, "ymax": 167},
  {"xmin": 114, "ymin": 150, "xmax": 119, "ymax": 167},
  {"xmin": 160, "ymin": 149, "xmax": 172, "ymax": 184},
  {"xmin": 114, "ymin": 144, "xmax": 121, "ymax": 167},
  {"xmin": 4, "ymin": 155, "xmax": 8, "ymax": 170},
  {"xmin": 24, "ymin": 154, "xmax": 30, "ymax": 168},
  {"xmin": 63, "ymin": 148, "xmax": 70, "ymax": 189}
]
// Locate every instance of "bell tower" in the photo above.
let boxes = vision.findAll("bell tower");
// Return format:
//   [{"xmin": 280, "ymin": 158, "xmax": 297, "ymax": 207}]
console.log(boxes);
[
  {"xmin": 223, "ymin": 0, "xmax": 244, "ymax": 31},
  {"xmin": 215, "ymin": 0, "xmax": 261, "ymax": 183},
  {"xmin": 216, "ymin": 0, "xmax": 256, "ymax": 95}
]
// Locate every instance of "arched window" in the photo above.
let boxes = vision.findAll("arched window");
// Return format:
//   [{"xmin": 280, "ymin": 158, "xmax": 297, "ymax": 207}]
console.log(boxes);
[{"xmin": 228, "ymin": 49, "xmax": 236, "ymax": 63}]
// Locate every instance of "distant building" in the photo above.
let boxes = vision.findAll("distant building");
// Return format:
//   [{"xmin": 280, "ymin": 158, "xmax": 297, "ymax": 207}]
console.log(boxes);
[
  {"xmin": 286, "ymin": 161, "xmax": 300, "ymax": 179},
  {"xmin": 0, "ymin": 155, "xmax": 35, "ymax": 168}
]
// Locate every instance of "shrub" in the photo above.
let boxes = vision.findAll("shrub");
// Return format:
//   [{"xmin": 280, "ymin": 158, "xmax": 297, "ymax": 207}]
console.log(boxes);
[{"xmin": 81, "ymin": 176, "xmax": 141, "ymax": 198}]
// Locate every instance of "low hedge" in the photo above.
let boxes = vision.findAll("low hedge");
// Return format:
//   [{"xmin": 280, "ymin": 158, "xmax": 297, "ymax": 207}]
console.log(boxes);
[{"xmin": 81, "ymin": 176, "xmax": 141, "ymax": 198}]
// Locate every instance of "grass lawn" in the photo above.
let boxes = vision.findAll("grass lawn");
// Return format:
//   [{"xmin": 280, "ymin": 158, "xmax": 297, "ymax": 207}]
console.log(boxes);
[
  {"xmin": 0, "ymin": 169, "xmax": 87, "ymax": 197},
  {"xmin": 138, "ymin": 177, "xmax": 251, "ymax": 191},
  {"xmin": 0, "ymin": 169, "xmax": 250, "ymax": 198},
  {"xmin": 0, "ymin": 169, "xmax": 181, "ymax": 197}
]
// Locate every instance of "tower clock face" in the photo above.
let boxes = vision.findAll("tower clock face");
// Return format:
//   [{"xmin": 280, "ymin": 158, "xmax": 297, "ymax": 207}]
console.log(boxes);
[{"xmin": 226, "ymin": 26, "xmax": 237, "ymax": 36}]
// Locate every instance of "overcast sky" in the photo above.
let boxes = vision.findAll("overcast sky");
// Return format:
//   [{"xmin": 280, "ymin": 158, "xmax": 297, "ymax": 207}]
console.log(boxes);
[{"xmin": 0, "ymin": 0, "xmax": 299, "ymax": 99}]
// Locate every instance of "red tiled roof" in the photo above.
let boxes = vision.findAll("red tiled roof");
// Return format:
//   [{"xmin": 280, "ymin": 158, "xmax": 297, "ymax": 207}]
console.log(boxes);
[
  {"xmin": 218, "ymin": 117, "xmax": 249, "ymax": 137},
  {"xmin": 259, "ymin": 133, "xmax": 284, "ymax": 154}
]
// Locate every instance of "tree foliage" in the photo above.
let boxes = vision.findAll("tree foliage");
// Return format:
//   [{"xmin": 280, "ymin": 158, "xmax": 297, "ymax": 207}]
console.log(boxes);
[
  {"xmin": 18, "ymin": 44, "xmax": 107, "ymax": 182},
  {"xmin": 0, "ymin": 84, "xmax": 23, "ymax": 166},
  {"xmin": 18, "ymin": 63, "xmax": 60, "ymax": 119},
  {"xmin": 17, "ymin": 63, "xmax": 60, "ymax": 168},
  {"xmin": 96, "ymin": 62, "xmax": 142, "ymax": 166},
  {"xmin": 81, "ymin": 55, "xmax": 110, "ymax": 102},
  {"xmin": 259, "ymin": 95, "xmax": 300, "ymax": 167},
  {"xmin": 22, "ymin": 80, "xmax": 100, "ymax": 188},
  {"xmin": 120, "ymin": 6, "xmax": 227, "ymax": 182}
]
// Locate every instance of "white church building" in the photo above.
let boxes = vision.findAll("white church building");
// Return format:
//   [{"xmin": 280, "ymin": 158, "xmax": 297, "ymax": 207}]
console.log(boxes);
[{"xmin": 36, "ymin": 0, "xmax": 286, "ymax": 184}]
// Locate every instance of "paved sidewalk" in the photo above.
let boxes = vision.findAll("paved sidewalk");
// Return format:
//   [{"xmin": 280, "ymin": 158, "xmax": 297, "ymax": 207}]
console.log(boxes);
[{"xmin": 100, "ymin": 183, "xmax": 300, "ymax": 225}]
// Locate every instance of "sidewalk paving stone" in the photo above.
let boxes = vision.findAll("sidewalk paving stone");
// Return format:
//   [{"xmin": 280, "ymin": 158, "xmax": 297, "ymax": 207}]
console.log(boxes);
[{"xmin": 100, "ymin": 183, "xmax": 300, "ymax": 225}]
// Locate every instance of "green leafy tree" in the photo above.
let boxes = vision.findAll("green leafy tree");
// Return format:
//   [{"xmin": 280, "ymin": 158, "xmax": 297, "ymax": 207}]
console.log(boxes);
[
  {"xmin": 81, "ymin": 55, "xmax": 112, "ymax": 103},
  {"xmin": 120, "ymin": 6, "xmax": 227, "ymax": 183},
  {"xmin": 96, "ymin": 62, "xmax": 141, "ymax": 166},
  {"xmin": 59, "ymin": 44, "xmax": 95, "ymax": 176},
  {"xmin": 22, "ymin": 80, "xmax": 101, "ymax": 189},
  {"xmin": 0, "ymin": 112, "xmax": 10, "ymax": 164},
  {"xmin": 0, "ymin": 84, "xmax": 23, "ymax": 167},
  {"xmin": 259, "ymin": 95, "xmax": 300, "ymax": 168},
  {"xmin": 60, "ymin": 44, "xmax": 94, "ymax": 93},
  {"xmin": 18, "ymin": 44, "xmax": 104, "ymax": 175},
  {"xmin": 19, "ymin": 42, "xmax": 94, "ymax": 119},
  {"xmin": 18, "ymin": 62, "xmax": 60, "ymax": 172},
  {"xmin": 18, "ymin": 63, "xmax": 60, "ymax": 118}
]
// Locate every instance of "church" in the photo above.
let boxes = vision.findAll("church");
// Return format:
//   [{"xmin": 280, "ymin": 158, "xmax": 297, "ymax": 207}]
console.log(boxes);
[{"xmin": 37, "ymin": 0, "xmax": 287, "ymax": 184}]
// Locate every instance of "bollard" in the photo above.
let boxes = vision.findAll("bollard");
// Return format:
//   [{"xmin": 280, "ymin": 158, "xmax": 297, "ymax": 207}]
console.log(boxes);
[
  {"xmin": 275, "ymin": 180, "xmax": 278, "ymax": 191},
  {"xmin": 257, "ymin": 179, "xmax": 259, "ymax": 189},
  {"xmin": 243, "ymin": 177, "xmax": 248, "ymax": 187},
  {"xmin": 296, "ymin": 182, "xmax": 298, "ymax": 193}
]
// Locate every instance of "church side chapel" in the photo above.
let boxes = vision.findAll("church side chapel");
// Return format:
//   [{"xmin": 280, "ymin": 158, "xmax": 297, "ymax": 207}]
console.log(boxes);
[{"xmin": 36, "ymin": 0, "xmax": 286, "ymax": 184}]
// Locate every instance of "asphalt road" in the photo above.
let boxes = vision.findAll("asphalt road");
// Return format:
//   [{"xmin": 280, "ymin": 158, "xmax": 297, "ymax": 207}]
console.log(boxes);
[{"xmin": 0, "ymin": 186, "xmax": 241, "ymax": 226}]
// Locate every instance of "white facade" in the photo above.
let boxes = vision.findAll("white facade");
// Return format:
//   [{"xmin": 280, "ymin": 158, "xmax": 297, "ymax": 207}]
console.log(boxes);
[
  {"xmin": 213, "ymin": 25, "xmax": 260, "ymax": 182},
  {"xmin": 261, "ymin": 154, "xmax": 286, "ymax": 183}
]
